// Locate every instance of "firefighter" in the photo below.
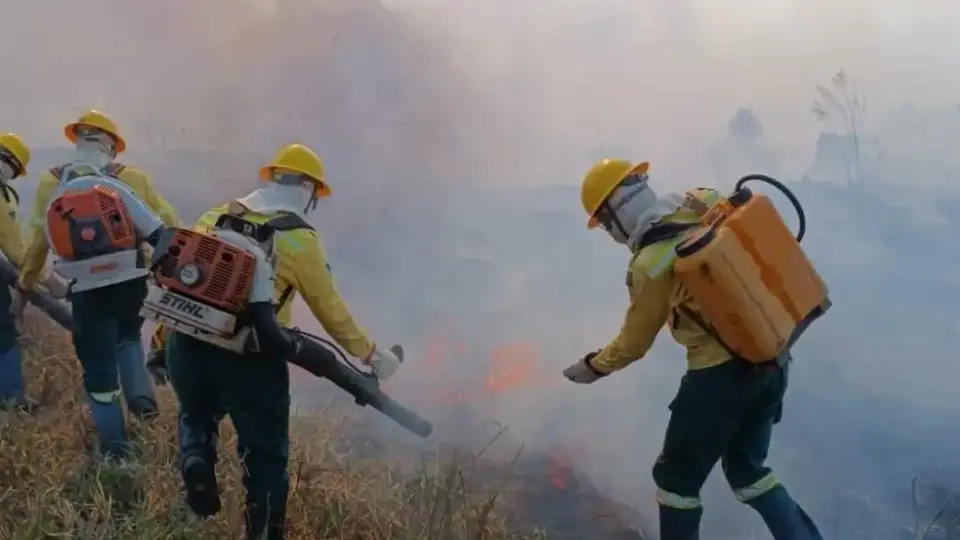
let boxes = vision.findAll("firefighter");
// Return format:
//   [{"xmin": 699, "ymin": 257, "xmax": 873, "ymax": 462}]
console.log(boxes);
[
  {"xmin": 0, "ymin": 133, "xmax": 67, "ymax": 411},
  {"xmin": 12, "ymin": 110, "xmax": 178, "ymax": 453},
  {"xmin": 562, "ymin": 158, "xmax": 823, "ymax": 540},
  {"xmin": 160, "ymin": 142, "xmax": 402, "ymax": 540}
]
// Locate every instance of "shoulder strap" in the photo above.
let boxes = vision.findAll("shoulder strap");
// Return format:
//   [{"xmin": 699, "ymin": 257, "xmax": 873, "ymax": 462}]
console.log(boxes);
[
  {"xmin": 103, "ymin": 162, "xmax": 126, "ymax": 177},
  {"xmin": 276, "ymin": 286, "xmax": 295, "ymax": 312},
  {"xmin": 266, "ymin": 213, "xmax": 315, "ymax": 232},
  {"xmin": 637, "ymin": 222, "xmax": 699, "ymax": 251},
  {"xmin": 0, "ymin": 184, "xmax": 19, "ymax": 206},
  {"xmin": 266, "ymin": 215, "xmax": 312, "ymax": 314},
  {"xmin": 674, "ymin": 304, "xmax": 739, "ymax": 361}
]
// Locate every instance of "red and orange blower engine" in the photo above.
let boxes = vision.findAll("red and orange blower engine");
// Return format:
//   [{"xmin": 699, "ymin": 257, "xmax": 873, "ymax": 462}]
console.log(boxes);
[
  {"xmin": 45, "ymin": 170, "xmax": 161, "ymax": 292},
  {"xmin": 141, "ymin": 213, "xmax": 433, "ymax": 437}
]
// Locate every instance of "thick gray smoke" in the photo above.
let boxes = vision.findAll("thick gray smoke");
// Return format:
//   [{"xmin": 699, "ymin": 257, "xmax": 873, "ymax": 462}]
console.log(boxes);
[{"xmin": 4, "ymin": 0, "xmax": 960, "ymax": 537}]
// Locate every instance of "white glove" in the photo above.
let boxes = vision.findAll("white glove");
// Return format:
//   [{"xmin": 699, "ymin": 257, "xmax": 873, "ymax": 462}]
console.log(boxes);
[
  {"xmin": 367, "ymin": 344, "xmax": 403, "ymax": 381},
  {"xmin": 562, "ymin": 351, "xmax": 607, "ymax": 384}
]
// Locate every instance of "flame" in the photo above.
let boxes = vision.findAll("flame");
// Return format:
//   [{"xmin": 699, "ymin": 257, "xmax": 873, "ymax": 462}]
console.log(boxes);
[
  {"xmin": 547, "ymin": 445, "xmax": 573, "ymax": 490},
  {"xmin": 388, "ymin": 323, "xmax": 568, "ymax": 408}
]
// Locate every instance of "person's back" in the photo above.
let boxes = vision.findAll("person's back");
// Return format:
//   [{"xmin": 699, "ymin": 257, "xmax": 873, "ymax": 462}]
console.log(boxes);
[
  {"xmin": 161, "ymin": 143, "xmax": 402, "ymax": 540},
  {"xmin": 13, "ymin": 111, "xmax": 168, "ymax": 457},
  {"xmin": 561, "ymin": 158, "xmax": 824, "ymax": 540}
]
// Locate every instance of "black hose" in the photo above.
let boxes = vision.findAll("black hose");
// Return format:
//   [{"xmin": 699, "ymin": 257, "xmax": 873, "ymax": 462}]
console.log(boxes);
[
  {"xmin": 0, "ymin": 258, "xmax": 73, "ymax": 329},
  {"xmin": 734, "ymin": 174, "xmax": 807, "ymax": 243}
]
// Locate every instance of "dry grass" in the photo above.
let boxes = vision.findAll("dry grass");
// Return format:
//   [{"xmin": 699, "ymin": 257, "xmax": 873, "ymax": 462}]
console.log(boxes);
[{"xmin": 0, "ymin": 312, "xmax": 545, "ymax": 540}]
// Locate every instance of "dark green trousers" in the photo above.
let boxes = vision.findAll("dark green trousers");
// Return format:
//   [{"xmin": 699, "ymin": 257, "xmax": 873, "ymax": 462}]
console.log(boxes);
[
  {"xmin": 166, "ymin": 331, "xmax": 291, "ymax": 539},
  {"xmin": 653, "ymin": 357, "xmax": 823, "ymax": 540},
  {"xmin": 71, "ymin": 278, "xmax": 149, "ymax": 395}
]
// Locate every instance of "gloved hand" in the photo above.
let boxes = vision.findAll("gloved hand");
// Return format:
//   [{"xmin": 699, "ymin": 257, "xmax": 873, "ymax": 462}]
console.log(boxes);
[
  {"xmin": 10, "ymin": 286, "xmax": 28, "ymax": 333},
  {"xmin": 146, "ymin": 348, "xmax": 169, "ymax": 386},
  {"xmin": 41, "ymin": 275, "xmax": 70, "ymax": 299},
  {"xmin": 562, "ymin": 350, "xmax": 607, "ymax": 384},
  {"xmin": 366, "ymin": 344, "xmax": 403, "ymax": 381}
]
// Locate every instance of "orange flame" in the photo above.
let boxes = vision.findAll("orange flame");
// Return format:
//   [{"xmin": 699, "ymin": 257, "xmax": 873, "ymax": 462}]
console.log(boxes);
[{"xmin": 547, "ymin": 445, "xmax": 573, "ymax": 490}]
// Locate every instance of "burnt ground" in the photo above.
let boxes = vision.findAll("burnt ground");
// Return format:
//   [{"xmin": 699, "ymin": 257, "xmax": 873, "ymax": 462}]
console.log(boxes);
[{"xmin": 316, "ymin": 410, "xmax": 651, "ymax": 540}]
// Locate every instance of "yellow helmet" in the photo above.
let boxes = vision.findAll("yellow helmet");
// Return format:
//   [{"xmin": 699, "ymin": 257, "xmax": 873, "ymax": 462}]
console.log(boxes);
[
  {"xmin": 581, "ymin": 158, "xmax": 649, "ymax": 229},
  {"xmin": 0, "ymin": 133, "xmax": 30, "ymax": 178},
  {"xmin": 64, "ymin": 109, "xmax": 126, "ymax": 153},
  {"xmin": 259, "ymin": 143, "xmax": 331, "ymax": 198}
]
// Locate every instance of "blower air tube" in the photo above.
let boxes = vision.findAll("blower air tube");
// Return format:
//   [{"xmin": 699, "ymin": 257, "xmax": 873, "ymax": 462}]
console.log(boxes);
[
  {"xmin": 286, "ymin": 330, "xmax": 434, "ymax": 438},
  {"xmin": 0, "ymin": 266, "xmax": 433, "ymax": 438},
  {"xmin": 234, "ymin": 305, "xmax": 434, "ymax": 438}
]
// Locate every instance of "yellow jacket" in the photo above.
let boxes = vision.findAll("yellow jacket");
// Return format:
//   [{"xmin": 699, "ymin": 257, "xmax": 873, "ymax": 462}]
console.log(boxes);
[
  {"xmin": 186, "ymin": 203, "xmax": 376, "ymax": 360},
  {"xmin": 589, "ymin": 207, "xmax": 732, "ymax": 374},
  {"xmin": 0, "ymin": 185, "xmax": 24, "ymax": 269},
  {"xmin": 17, "ymin": 163, "xmax": 180, "ymax": 291}
]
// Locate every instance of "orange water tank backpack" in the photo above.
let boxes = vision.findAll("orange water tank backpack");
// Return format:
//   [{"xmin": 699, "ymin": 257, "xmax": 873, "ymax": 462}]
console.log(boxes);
[
  {"xmin": 641, "ymin": 175, "xmax": 831, "ymax": 364},
  {"xmin": 45, "ymin": 162, "xmax": 160, "ymax": 292},
  {"xmin": 140, "ymin": 205, "xmax": 313, "ymax": 353}
]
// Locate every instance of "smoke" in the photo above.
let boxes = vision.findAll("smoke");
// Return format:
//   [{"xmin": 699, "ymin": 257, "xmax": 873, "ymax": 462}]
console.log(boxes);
[{"xmin": 4, "ymin": 0, "xmax": 960, "ymax": 537}]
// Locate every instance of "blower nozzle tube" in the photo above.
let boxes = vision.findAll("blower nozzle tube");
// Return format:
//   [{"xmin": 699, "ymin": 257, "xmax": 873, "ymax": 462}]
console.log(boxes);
[{"xmin": 286, "ymin": 330, "xmax": 434, "ymax": 438}]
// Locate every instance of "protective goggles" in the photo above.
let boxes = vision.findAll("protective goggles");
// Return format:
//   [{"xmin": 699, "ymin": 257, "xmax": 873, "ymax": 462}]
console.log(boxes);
[
  {"xmin": 73, "ymin": 126, "xmax": 116, "ymax": 146},
  {"xmin": 271, "ymin": 171, "xmax": 328, "ymax": 198},
  {"xmin": 592, "ymin": 173, "xmax": 650, "ymax": 231}
]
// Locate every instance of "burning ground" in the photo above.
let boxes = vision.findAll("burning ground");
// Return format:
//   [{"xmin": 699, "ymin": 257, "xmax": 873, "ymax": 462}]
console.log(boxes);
[
  {"xmin": 0, "ymin": 313, "xmax": 648, "ymax": 539},
  {"xmin": 290, "ymin": 323, "xmax": 652, "ymax": 539}
]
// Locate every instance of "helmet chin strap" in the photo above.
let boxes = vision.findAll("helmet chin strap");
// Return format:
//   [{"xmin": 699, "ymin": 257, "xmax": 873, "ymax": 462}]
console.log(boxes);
[{"xmin": 304, "ymin": 195, "xmax": 318, "ymax": 214}]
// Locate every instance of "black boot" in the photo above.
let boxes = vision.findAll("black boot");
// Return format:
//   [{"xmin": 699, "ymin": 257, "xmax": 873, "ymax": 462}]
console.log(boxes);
[
  {"xmin": 245, "ymin": 491, "xmax": 288, "ymax": 540},
  {"xmin": 182, "ymin": 455, "xmax": 221, "ymax": 517},
  {"xmin": 746, "ymin": 486, "xmax": 824, "ymax": 540}
]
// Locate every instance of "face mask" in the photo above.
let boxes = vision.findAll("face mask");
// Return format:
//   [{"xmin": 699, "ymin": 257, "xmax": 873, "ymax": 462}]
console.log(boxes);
[
  {"xmin": 73, "ymin": 134, "xmax": 115, "ymax": 170},
  {"xmin": 271, "ymin": 171, "xmax": 319, "ymax": 214},
  {"xmin": 0, "ymin": 160, "xmax": 15, "ymax": 183},
  {"xmin": 597, "ymin": 174, "xmax": 659, "ymax": 244}
]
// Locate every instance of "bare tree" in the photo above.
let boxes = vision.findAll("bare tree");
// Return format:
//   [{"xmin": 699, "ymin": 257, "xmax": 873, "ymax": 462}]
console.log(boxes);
[{"xmin": 811, "ymin": 69, "xmax": 867, "ymax": 184}]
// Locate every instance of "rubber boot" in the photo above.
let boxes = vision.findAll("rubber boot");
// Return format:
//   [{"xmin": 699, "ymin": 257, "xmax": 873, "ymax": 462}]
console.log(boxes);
[
  {"xmin": 658, "ymin": 504, "xmax": 703, "ymax": 540},
  {"xmin": 183, "ymin": 455, "xmax": 221, "ymax": 517},
  {"xmin": 88, "ymin": 392, "xmax": 129, "ymax": 459},
  {"xmin": 745, "ymin": 486, "xmax": 825, "ymax": 540},
  {"xmin": 179, "ymin": 412, "xmax": 221, "ymax": 517},
  {"xmin": 116, "ymin": 340, "xmax": 158, "ymax": 419},
  {"xmin": 245, "ymin": 491, "xmax": 288, "ymax": 540},
  {"xmin": 0, "ymin": 344, "xmax": 32, "ymax": 411}
]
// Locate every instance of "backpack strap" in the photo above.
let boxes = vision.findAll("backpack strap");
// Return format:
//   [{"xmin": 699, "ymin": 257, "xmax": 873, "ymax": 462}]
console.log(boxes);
[
  {"xmin": 0, "ymin": 184, "xmax": 19, "ymax": 206},
  {"xmin": 674, "ymin": 304, "xmax": 739, "ymax": 360},
  {"xmin": 264, "ymin": 213, "xmax": 314, "ymax": 315},
  {"xmin": 103, "ymin": 162, "xmax": 126, "ymax": 177},
  {"xmin": 49, "ymin": 162, "xmax": 124, "ymax": 182},
  {"xmin": 637, "ymin": 222, "xmax": 699, "ymax": 251},
  {"xmin": 265, "ymin": 213, "xmax": 315, "ymax": 232}
]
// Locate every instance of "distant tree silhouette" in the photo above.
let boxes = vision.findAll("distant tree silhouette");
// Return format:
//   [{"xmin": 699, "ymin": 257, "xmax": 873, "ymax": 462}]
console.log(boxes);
[
  {"xmin": 728, "ymin": 108, "xmax": 764, "ymax": 141},
  {"xmin": 811, "ymin": 69, "xmax": 867, "ymax": 184}
]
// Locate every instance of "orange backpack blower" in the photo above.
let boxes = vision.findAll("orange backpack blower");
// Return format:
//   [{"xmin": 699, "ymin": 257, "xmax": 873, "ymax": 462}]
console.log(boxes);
[{"xmin": 671, "ymin": 175, "xmax": 831, "ymax": 363}]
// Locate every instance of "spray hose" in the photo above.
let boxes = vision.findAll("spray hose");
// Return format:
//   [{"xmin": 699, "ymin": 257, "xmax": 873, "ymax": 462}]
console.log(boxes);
[{"xmin": 734, "ymin": 174, "xmax": 807, "ymax": 243}]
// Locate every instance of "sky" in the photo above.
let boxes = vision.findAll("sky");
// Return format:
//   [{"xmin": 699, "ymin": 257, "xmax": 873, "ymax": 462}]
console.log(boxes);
[{"xmin": 4, "ymin": 0, "xmax": 960, "ymax": 538}]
